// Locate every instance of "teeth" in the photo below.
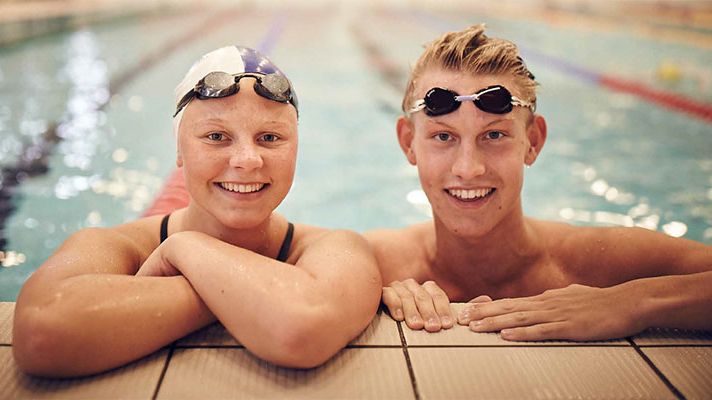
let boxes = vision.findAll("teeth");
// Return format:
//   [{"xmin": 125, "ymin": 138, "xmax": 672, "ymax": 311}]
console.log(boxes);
[
  {"xmin": 220, "ymin": 182, "xmax": 265, "ymax": 193},
  {"xmin": 448, "ymin": 188, "xmax": 493, "ymax": 200}
]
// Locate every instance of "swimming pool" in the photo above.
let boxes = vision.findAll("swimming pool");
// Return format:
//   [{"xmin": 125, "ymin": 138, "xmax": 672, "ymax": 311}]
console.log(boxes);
[{"xmin": 1, "ymin": 2, "xmax": 710, "ymax": 301}]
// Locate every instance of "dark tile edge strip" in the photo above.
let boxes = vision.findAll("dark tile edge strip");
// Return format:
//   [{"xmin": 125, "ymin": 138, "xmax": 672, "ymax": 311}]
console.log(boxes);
[
  {"xmin": 151, "ymin": 344, "xmax": 175, "ymax": 400},
  {"xmin": 627, "ymin": 338, "xmax": 686, "ymax": 400},
  {"xmin": 398, "ymin": 321, "xmax": 420, "ymax": 400}
]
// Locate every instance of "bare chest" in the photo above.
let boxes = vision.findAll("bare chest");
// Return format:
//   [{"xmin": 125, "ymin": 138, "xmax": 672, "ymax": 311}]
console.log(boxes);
[{"xmin": 430, "ymin": 256, "xmax": 577, "ymax": 302}]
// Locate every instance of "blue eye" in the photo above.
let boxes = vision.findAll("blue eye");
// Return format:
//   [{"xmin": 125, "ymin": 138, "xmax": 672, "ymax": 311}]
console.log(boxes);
[
  {"xmin": 434, "ymin": 132, "xmax": 451, "ymax": 142},
  {"xmin": 486, "ymin": 131, "xmax": 505, "ymax": 140},
  {"xmin": 207, "ymin": 132, "xmax": 225, "ymax": 141},
  {"xmin": 259, "ymin": 133, "xmax": 279, "ymax": 143}
]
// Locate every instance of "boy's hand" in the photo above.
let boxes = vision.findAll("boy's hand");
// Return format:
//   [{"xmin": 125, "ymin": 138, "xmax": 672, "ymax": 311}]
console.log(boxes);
[
  {"xmin": 457, "ymin": 284, "xmax": 643, "ymax": 341},
  {"xmin": 382, "ymin": 279, "xmax": 454, "ymax": 332}
]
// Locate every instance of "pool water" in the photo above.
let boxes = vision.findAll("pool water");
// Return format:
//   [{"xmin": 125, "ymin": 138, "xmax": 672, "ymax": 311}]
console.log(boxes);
[{"xmin": 1, "ymin": 3, "xmax": 710, "ymax": 301}]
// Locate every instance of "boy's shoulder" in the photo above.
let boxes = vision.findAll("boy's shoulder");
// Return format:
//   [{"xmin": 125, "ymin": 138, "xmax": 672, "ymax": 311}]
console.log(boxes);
[{"xmin": 529, "ymin": 218, "xmax": 711, "ymax": 285}]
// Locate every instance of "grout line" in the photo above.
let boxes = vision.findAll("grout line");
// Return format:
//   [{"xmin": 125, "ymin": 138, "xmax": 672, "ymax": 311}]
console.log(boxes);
[
  {"xmin": 397, "ymin": 321, "xmax": 421, "ymax": 400},
  {"xmin": 151, "ymin": 344, "xmax": 175, "ymax": 400},
  {"xmin": 0, "ymin": 343, "xmax": 11, "ymax": 347},
  {"xmin": 627, "ymin": 338, "xmax": 687, "ymax": 400},
  {"xmin": 405, "ymin": 344, "xmax": 633, "ymax": 348},
  {"xmin": 346, "ymin": 345, "xmax": 405, "ymax": 348}
]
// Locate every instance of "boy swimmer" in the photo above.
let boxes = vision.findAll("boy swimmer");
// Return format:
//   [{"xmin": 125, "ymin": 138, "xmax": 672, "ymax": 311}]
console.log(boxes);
[
  {"xmin": 14, "ymin": 46, "xmax": 381, "ymax": 377},
  {"xmin": 366, "ymin": 24, "xmax": 712, "ymax": 341}
]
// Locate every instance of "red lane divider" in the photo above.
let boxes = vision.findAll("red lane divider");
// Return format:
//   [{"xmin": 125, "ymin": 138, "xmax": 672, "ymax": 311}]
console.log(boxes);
[
  {"xmin": 142, "ymin": 168, "xmax": 189, "ymax": 217},
  {"xmin": 599, "ymin": 75, "xmax": 712, "ymax": 124}
]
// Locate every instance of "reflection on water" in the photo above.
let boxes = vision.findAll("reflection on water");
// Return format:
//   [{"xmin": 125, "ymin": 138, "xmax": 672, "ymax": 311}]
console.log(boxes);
[
  {"xmin": 56, "ymin": 30, "xmax": 109, "ymax": 171},
  {"xmin": 0, "ymin": 251, "xmax": 25, "ymax": 268}
]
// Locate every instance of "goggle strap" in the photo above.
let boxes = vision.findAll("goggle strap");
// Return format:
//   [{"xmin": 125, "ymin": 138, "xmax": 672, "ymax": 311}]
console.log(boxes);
[
  {"xmin": 511, "ymin": 95, "xmax": 535, "ymax": 111},
  {"xmin": 174, "ymin": 92, "xmax": 194, "ymax": 117},
  {"xmin": 454, "ymin": 86, "xmax": 500, "ymax": 103},
  {"xmin": 407, "ymin": 100, "xmax": 426, "ymax": 115}
]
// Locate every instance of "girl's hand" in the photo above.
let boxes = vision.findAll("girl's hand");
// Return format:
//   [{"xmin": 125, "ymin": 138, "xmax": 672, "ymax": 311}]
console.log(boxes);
[{"xmin": 136, "ymin": 238, "xmax": 181, "ymax": 277}]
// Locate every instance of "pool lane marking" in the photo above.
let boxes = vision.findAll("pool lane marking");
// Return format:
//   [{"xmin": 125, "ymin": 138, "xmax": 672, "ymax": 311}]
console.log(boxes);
[
  {"xmin": 0, "ymin": 7, "xmax": 248, "ymax": 251},
  {"xmin": 521, "ymin": 49, "xmax": 712, "ymax": 124},
  {"xmin": 256, "ymin": 13, "xmax": 286, "ymax": 56},
  {"xmin": 410, "ymin": 11, "xmax": 712, "ymax": 124},
  {"xmin": 349, "ymin": 22, "xmax": 407, "ymax": 117},
  {"xmin": 350, "ymin": 23, "xmax": 407, "ymax": 95}
]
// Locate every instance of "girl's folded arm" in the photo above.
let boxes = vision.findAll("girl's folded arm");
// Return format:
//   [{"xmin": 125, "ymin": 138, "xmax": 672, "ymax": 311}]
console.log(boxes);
[
  {"xmin": 158, "ymin": 229, "xmax": 382, "ymax": 368},
  {"xmin": 12, "ymin": 227, "xmax": 215, "ymax": 377}
]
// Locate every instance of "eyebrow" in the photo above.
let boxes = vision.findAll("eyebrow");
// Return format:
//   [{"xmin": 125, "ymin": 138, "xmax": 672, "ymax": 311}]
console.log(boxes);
[{"xmin": 424, "ymin": 117, "xmax": 514, "ymax": 130}]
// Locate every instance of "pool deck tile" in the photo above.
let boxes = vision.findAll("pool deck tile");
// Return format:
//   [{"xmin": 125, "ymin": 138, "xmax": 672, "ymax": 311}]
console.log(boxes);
[
  {"xmin": 349, "ymin": 309, "xmax": 401, "ymax": 346},
  {"xmin": 410, "ymin": 346, "xmax": 677, "ymax": 400},
  {"xmin": 641, "ymin": 347, "xmax": 712, "ymax": 400},
  {"xmin": 0, "ymin": 346, "xmax": 168, "ymax": 400},
  {"xmin": 157, "ymin": 347, "xmax": 413, "ymax": 399},
  {"xmin": 0, "ymin": 302, "xmax": 13, "ymax": 345}
]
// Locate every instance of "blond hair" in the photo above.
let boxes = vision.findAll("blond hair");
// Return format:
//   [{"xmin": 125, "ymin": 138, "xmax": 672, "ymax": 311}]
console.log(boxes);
[{"xmin": 402, "ymin": 24, "xmax": 537, "ymax": 114}]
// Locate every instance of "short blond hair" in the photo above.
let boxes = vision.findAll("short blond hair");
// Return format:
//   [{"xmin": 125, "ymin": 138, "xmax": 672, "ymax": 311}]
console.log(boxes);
[{"xmin": 402, "ymin": 24, "xmax": 537, "ymax": 114}]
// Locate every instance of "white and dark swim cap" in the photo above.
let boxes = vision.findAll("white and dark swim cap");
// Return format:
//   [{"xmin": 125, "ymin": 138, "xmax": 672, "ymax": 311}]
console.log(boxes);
[{"xmin": 173, "ymin": 46, "xmax": 297, "ymax": 135}]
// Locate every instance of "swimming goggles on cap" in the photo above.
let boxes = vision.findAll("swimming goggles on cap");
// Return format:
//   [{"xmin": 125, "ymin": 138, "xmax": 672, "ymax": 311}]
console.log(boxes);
[
  {"xmin": 408, "ymin": 85, "xmax": 535, "ymax": 116},
  {"xmin": 174, "ymin": 71, "xmax": 298, "ymax": 117}
]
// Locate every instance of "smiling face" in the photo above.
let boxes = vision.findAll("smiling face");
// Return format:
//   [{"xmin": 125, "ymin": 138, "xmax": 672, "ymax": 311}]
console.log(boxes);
[
  {"xmin": 177, "ymin": 78, "xmax": 298, "ymax": 230},
  {"xmin": 398, "ymin": 67, "xmax": 546, "ymax": 239}
]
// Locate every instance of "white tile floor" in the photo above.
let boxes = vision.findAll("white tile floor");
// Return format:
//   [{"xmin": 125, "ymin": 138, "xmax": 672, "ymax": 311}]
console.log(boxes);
[{"xmin": 2, "ymin": 302, "xmax": 711, "ymax": 399}]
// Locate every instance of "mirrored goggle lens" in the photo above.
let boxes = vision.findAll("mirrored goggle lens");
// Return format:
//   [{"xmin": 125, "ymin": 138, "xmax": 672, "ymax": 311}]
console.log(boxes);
[
  {"xmin": 424, "ymin": 88, "xmax": 459, "ymax": 116},
  {"xmin": 475, "ymin": 86, "xmax": 513, "ymax": 114},
  {"xmin": 256, "ymin": 74, "xmax": 292, "ymax": 103},
  {"xmin": 198, "ymin": 72, "xmax": 237, "ymax": 98}
]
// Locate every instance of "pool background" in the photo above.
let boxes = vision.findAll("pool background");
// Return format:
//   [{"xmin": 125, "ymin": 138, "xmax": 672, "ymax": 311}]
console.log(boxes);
[{"xmin": 0, "ymin": 1, "xmax": 710, "ymax": 301}]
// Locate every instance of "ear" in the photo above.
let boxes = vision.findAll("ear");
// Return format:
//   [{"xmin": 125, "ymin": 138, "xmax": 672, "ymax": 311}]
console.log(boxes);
[
  {"xmin": 524, "ymin": 114, "xmax": 547, "ymax": 166},
  {"xmin": 396, "ymin": 116, "xmax": 417, "ymax": 165}
]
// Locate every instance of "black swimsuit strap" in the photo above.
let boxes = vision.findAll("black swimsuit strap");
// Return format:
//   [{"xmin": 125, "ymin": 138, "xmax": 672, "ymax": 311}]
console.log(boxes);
[
  {"xmin": 160, "ymin": 214, "xmax": 170, "ymax": 243},
  {"xmin": 276, "ymin": 222, "xmax": 294, "ymax": 262},
  {"xmin": 160, "ymin": 214, "xmax": 293, "ymax": 262}
]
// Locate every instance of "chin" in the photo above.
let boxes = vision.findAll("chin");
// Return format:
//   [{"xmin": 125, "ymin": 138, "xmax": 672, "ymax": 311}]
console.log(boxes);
[
  {"xmin": 434, "ymin": 211, "xmax": 495, "ymax": 240},
  {"xmin": 218, "ymin": 209, "xmax": 273, "ymax": 230}
]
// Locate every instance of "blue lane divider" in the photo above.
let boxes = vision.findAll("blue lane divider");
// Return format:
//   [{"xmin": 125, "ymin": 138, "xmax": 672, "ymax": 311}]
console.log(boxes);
[{"xmin": 257, "ymin": 13, "xmax": 286, "ymax": 56}]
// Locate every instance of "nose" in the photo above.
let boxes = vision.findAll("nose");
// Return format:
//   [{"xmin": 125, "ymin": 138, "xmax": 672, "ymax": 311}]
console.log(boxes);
[
  {"xmin": 451, "ymin": 143, "xmax": 486, "ymax": 180},
  {"xmin": 228, "ymin": 142, "xmax": 263, "ymax": 170}
]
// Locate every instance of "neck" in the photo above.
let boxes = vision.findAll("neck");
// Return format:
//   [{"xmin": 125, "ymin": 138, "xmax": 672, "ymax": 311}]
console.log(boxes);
[
  {"xmin": 180, "ymin": 202, "xmax": 285, "ymax": 258},
  {"xmin": 431, "ymin": 204, "xmax": 541, "ymax": 296}
]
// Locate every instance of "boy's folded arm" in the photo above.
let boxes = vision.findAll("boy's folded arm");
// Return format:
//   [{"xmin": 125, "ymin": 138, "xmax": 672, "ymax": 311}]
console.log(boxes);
[{"xmin": 12, "ymin": 227, "xmax": 215, "ymax": 377}]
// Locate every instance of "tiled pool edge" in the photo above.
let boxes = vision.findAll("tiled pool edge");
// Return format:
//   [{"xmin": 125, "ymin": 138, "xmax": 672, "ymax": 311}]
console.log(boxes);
[{"xmin": 2, "ymin": 302, "xmax": 711, "ymax": 399}]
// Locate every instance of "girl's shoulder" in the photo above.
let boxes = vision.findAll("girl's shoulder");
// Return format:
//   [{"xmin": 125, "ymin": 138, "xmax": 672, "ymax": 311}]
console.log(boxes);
[{"xmin": 109, "ymin": 214, "xmax": 167, "ymax": 261}]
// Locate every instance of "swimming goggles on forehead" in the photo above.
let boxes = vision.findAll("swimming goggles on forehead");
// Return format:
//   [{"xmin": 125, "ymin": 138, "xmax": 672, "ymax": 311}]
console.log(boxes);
[
  {"xmin": 173, "ymin": 71, "xmax": 298, "ymax": 117},
  {"xmin": 408, "ymin": 85, "xmax": 535, "ymax": 117}
]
